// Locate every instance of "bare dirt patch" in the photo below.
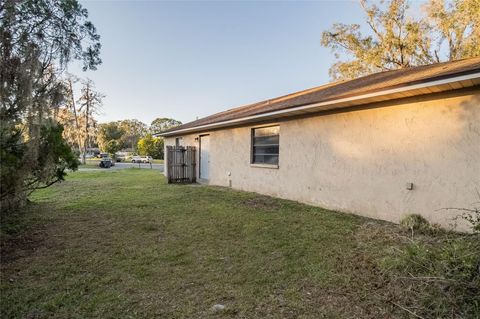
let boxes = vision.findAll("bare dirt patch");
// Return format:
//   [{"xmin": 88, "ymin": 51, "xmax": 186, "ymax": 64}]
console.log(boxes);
[{"xmin": 241, "ymin": 195, "xmax": 281, "ymax": 210}]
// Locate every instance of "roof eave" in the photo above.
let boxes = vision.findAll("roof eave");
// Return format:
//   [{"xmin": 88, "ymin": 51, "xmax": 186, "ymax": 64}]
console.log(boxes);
[{"xmin": 158, "ymin": 72, "xmax": 480, "ymax": 137}]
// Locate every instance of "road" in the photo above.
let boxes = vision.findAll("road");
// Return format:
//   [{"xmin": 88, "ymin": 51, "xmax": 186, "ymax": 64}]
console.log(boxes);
[{"xmin": 79, "ymin": 162, "xmax": 164, "ymax": 172}]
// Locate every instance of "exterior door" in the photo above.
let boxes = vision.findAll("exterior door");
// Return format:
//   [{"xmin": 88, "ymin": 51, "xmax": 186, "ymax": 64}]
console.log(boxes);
[{"xmin": 200, "ymin": 135, "xmax": 210, "ymax": 180}]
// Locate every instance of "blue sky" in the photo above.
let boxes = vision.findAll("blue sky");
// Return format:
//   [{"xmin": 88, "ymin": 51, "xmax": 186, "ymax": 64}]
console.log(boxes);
[{"xmin": 72, "ymin": 1, "xmax": 368, "ymax": 125}]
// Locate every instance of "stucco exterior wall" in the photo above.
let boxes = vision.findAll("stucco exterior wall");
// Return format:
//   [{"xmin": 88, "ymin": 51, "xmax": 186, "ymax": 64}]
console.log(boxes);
[{"xmin": 165, "ymin": 90, "xmax": 480, "ymax": 231}]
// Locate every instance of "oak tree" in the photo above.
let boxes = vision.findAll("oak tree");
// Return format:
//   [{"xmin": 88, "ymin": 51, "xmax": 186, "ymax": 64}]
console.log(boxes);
[{"xmin": 321, "ymin": 0, "xmax": 480, "ymax": 80}]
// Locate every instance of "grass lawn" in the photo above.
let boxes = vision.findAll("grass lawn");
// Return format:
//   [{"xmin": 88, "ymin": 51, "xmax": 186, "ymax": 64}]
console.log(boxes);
[
  {"xmin": 1, "ymin": 169, "xmax": 478, "ymax": 318},
  {"xmin": 79, "ymin": 160, "xmax": 101, "ymax": 169}
]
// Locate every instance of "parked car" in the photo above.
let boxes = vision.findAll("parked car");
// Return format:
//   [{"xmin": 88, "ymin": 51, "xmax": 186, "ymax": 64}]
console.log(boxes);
[
  {"xmin": 142, "ymin": 156, "xmax": 153, "ymax": 163},
  {"xmin": 99, "ymin": 157, "xmax": 115, "ymax": 168},
  {"xmin": 131, "ymin": 155, "xmax": 152, "ymax": 163},
  {"xmin": 131, "ymin": 155, "xmax": 141, "ymax": 163}
]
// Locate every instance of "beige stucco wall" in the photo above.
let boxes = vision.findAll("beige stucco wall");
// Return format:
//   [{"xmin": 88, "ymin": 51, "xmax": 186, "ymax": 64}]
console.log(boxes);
[{"xmin": 165, "ymin": 90, "xmax": 480, "ymax": 231}]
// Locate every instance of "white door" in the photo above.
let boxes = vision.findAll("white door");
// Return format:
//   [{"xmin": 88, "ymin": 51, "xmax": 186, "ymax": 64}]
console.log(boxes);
[{"xmin": 200, "ymin": 135, "xmax": 210, "ymax": 180}]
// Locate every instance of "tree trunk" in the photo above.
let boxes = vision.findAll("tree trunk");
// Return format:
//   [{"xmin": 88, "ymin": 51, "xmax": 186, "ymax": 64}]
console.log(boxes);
[
  {"xmin": 82, "ymin": 83, "xmax": 90, "ymax": 165},
  {"xmin": 68, "ymin": 79, "xmax": 83, "ymax": 155}
]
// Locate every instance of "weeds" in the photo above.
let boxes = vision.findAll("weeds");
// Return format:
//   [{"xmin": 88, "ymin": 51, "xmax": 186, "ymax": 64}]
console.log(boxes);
[{"xmin": 382, "ymin": 218, "xmax": 480, "ymax": 318}]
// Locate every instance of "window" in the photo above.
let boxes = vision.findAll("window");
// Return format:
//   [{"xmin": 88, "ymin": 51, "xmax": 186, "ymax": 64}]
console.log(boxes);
[{"xmin": 251, "ymin": 126, "xmax": 279, "ymax": 165}]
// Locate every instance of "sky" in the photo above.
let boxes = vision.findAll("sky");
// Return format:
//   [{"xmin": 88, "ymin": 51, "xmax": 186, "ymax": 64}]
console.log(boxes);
[{"xmin": 71, "ymin": 0, "xmax": 369, "ymax": 125}]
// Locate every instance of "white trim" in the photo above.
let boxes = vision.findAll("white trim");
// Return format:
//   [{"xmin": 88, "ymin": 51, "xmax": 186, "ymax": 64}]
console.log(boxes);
[
  {"xmin": 160, "ymin": 72, "xmax": 480, "ymax": 137},
  {"xmin": 250, "ymin": 164, "xmax": 279, "ymax": 169}
]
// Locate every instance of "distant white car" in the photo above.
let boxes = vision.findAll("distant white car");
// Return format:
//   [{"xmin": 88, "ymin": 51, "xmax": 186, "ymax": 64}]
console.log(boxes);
[
  {"xmin": 131, "ymin": 155, "xmax": 141, "ymax": 163},
  {"xmin": 132, "ymin": 155, "xmax": 152, "ymax": 163}
]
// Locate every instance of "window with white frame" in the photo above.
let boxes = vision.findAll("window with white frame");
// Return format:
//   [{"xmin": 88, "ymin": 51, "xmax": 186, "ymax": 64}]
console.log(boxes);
[{"xmin": 251, "ymin": 126, "xmax": 279, "ymax": 165}]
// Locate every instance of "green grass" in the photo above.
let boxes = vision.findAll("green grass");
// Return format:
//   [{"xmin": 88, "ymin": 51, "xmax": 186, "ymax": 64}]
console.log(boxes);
[{"xmin": 1, "ymin": 169, "xmax": 478, "ymax": 318}]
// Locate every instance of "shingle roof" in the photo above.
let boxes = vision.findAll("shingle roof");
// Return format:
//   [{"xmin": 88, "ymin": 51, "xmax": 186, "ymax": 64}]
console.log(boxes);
[{"xmin": 162, "ymin": 57, "xmax": 480, "ymax": 135}]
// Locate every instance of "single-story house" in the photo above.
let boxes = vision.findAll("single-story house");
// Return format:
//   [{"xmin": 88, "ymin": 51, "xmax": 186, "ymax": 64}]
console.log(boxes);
[{"xmin": 159, "ymin": 57, "xmax": 480, "ymax": 231}]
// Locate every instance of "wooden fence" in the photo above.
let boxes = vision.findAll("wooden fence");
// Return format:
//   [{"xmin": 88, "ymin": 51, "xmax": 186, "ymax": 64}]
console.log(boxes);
[{"xmin": 166, "ymin": 146, "xmax": 196, "ymax": 183}]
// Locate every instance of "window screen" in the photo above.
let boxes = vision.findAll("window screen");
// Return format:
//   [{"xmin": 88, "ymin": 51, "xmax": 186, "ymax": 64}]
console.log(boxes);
[{"xmin": 251, "ymin": 126, "xmax": 279, "ymax": 165}]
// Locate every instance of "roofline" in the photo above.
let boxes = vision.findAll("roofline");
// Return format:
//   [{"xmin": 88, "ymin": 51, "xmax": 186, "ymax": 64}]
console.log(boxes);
[{"xmin": 159, "ymin": 71, "xmax": 480, "ymax": 137}]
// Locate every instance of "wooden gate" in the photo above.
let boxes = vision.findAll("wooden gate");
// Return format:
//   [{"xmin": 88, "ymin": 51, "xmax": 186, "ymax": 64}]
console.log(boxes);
[{"xmin": 166, "ymin": 146, "xmax": 196, "ymax": 183}]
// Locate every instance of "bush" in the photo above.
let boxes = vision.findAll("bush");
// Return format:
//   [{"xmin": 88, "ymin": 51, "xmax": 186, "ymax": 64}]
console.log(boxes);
[
  {"xmin": 400, "ymin": 214, "xmax": 439, "ymax": 236},
  {"xmin": 0, "ymin": 124, "xmax": 78, "ymax": 212}
]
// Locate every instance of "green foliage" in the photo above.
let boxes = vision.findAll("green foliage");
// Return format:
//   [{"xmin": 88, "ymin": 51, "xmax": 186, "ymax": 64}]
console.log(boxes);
[
  {"xmin": 97, "ymin": 119, "xmax": 150, "ymax": 153},
  {"xmin": 0, "ymin": 0, "xmax": 100, "ymax": 211},
  {"xmin": 119, "ymin": 119, "xmax": 148, "ymax": 151},
  {"xmin": 1, "ymin": 124, "xmax": 78, "ymax": 210},
  {"xmin": 104, "ymin": 140, "xmax": 122, "ymax": 156},
  {"xmin": 0, "ymin": 128, "xmax": 26, "ymax": 206},
  {"xmin": 37, "ymin": 125, "xmax": 79, "ymax": 180},
  {"xmin": 321, "ymin": 0, "xmax": 480, "ymax": 80},
  {"xmin": 137, "ymin": 134, "xmax": 164, "ymax": 159},
  {"xmin": 1, "ymin": 0, "xmax": 101, "ymax": 74},
  {"xmin": 97, "ymin": 118, "xmax": 181, "ymax": 155},
  {"xmin": 97, "ymin": 122, "xmax": 126, "ymax": 152},
  {"xmin": 150, "ymin": 117, "xmax": 182, "ymax": 134}
]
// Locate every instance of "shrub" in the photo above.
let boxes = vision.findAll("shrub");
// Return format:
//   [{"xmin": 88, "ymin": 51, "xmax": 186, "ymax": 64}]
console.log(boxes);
[
  {"xmin": 1, "ymin": 124, "xmax": 78, "ymax": 212},
  {"xmin": 400, "ymin": 214, "xmax": 438, "ymax": 236}
]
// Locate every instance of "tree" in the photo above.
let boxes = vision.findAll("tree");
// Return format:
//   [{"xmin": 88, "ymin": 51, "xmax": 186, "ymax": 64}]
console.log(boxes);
[
  {"xmin": 23, "ymin": 125, "xmax": 78, "ymax": 194},
  {"xmin": 63, "ymin": 74, "xmax": 83, "ymax": 153},
  {"xmin": 55, "ymin": 107, "xmax": 80, "ymax": 152},
  {"xmin": 97, "ymin": 121, "xmax": 125, "ymax": 152},
  {"xmin": 1, "ymin": 0, "xmax": 101, "ymax": 210},
  {"xmin": 56, "ymin": 107, "xmax": 98, "ymax": 156},
  {"xmin": 150, "ymin": 118, "xmax": 182, "ymax": 134},
  {"xmin": 56, "ymin": 77, "xmax": 100, "ymax": 156},
  {"xmin": 119, "ymin": 119, "xmax": 147, "ymax": 151},
  {"xmin": 137, "ymin": 134, "xmax": 164, "ymax": 159},
  {"xmin": 321, "ymin": 0, "xmax": 480, "ymax": 80},
  {"xmin": 426, "ymin": 0, "xmax": 480, "ymax": 61},
  {"xmin": 104, "ymin": 140, "xmax": 122, "ymax": 156},
  {"xmin": 77, "ymin": 79, "xmax": 104, "ymax": 164}
]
